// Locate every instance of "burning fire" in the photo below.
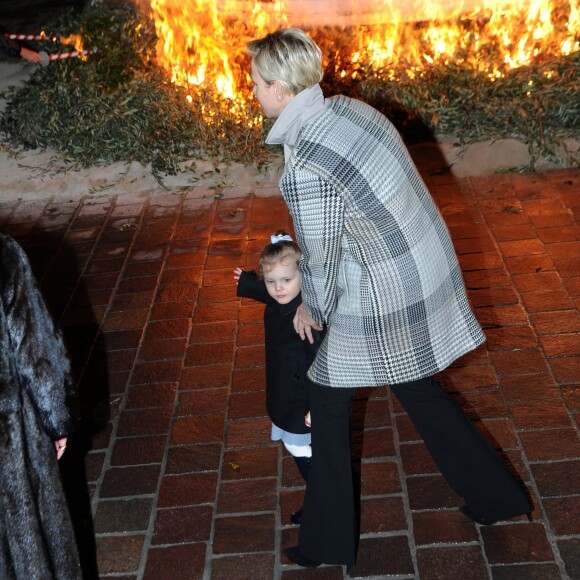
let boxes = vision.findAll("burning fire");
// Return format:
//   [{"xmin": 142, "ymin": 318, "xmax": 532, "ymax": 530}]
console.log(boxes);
[
  {"xmin": 146, "ymin": 0, "xmax": 287, "ymax": 121},
  {"xmin": 59, "ymin": 33, "xmax": 86, "ymax": 52},
  {"xmin": 143, "ymin": 0, "xmax": 578, "ymax": 108}
]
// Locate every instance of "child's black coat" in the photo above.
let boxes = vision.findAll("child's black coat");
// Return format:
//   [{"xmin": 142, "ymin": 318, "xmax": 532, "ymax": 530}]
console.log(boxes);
[{"xmin": 237, "ymin": 270, "xmax": 324, "ymax": 434}]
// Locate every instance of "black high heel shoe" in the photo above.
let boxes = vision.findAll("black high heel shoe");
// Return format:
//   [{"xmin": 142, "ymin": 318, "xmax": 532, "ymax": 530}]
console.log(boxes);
[
  {"xmin": 460, "ymin": 506, "xmax": 533, "ymax": 525},
  {"xmin": 459, "ymin": 506, "xmax": 497, "ymax": 526},
  {"xmin": 283, "ymin": 546, "xmax": 321, "ymax": 568},
  {"xmin": 290, "ymin": 508, "xmax": 303, "ymax": 525}
]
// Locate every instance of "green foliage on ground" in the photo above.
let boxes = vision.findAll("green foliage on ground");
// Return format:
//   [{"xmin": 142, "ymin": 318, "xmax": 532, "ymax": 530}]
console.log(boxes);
[
  {"xmin": 0, "ymin": 2, "xmax": 270, "ymax": 178},
  {"xmin": 1, "ymin": 2, "xmax": 578, "ymax": 176},
  {"xmin": 354, "ymin": 53, "xmax": 580, "ymax": 169}
]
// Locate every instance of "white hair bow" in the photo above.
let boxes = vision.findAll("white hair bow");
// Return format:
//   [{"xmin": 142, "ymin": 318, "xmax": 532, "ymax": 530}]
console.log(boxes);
[{"xmin": 270, "ymin": 233, "xmax": 293, "ymax": 244}]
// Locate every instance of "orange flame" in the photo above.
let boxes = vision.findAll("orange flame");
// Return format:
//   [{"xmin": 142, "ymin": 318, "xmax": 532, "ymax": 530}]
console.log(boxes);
[
  {"xmin": 144, "ymin": 0, "xmax": 579, "ymax": 103},
  {"xmin": 147, "ymin": 0, "xmax": 287, "ymax": 111},
  {"xmin": 59, "ymin": 33, "xmax": 85, "ymax": 52}
]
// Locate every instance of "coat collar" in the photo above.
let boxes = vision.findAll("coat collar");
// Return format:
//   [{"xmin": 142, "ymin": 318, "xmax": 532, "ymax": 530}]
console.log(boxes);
[{"xmin": 265, "ymin": 84, "xmax": 328, "ymax": 162}]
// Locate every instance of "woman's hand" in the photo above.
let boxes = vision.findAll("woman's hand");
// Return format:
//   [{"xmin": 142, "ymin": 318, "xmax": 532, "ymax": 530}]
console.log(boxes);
[
  {"xmin": 233, "ymin": 267, "xmax": 242, "ymax": 283},
  {"xmin": 55, "ymin": 437, "xmax": 68, "ymax": 460},
  {"xmin": 293, "ymin": 303, "xmax": 323, "ymax": 344}
]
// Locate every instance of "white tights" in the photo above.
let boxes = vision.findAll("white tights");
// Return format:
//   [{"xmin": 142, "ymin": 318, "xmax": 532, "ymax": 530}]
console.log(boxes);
[{"xmin": 283, "ymin": 442, "xmax": 312, "ymax": 458}]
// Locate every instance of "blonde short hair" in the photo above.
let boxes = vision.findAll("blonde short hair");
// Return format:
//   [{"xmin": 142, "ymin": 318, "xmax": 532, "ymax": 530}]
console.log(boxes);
[
  {"xmin": 247, "ymin": 28, "xmax": 323, "ymax": 96},
  {"xmin": 259, "ymin": 230, "xmax": 302, "ymax": 276}
]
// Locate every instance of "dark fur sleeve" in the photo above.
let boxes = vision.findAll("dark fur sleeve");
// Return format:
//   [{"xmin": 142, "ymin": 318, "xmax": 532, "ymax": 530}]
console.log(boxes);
[
  {"xmin": 0, "ymin": 35, "xmax": 22, "ymax": 58},
  {"xmin": 1, "ymin": 235, "xmax": 79, "ymax": 439}
]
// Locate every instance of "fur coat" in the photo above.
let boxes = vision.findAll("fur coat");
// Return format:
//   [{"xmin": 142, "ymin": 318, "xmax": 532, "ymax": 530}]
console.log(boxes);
[
  {"xmin": 274, "ymin": 93, "xmax": 486, "ymax": 387},
  {"xmin": 0, "ymin": 234, "xmax": 81, "ymax": 579}
]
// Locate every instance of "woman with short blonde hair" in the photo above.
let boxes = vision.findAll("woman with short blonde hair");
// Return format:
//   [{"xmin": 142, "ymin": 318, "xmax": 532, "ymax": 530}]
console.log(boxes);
[
  {"xmin": 247, "ymin": 27, "xmax": 532, "ymax": 570},
  {"xmin": 247, "ymin": 28, "xmax": 323, "ymax": 96}
]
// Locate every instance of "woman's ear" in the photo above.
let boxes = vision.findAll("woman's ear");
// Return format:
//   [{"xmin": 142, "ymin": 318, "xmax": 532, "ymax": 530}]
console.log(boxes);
[{"xmin": 272, "ymin": 80, "xmax": 284, "ymax": 100}]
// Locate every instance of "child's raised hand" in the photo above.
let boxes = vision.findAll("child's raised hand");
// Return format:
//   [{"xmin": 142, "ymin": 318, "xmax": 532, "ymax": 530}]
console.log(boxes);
[{"xmin": 233, "ymin": 267, "xmax": 242, "ymax": 281}]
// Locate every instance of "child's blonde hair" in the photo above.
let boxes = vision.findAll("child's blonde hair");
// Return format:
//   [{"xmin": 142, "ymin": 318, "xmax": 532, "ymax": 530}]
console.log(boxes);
[{"xmin": 259, "ymin": 230, "xmax": 301, "ymax": 276}]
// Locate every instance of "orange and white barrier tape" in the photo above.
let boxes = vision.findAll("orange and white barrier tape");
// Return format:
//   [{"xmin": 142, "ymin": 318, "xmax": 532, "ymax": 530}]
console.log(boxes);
[
  {"xmin": 4, "ymin": 33, "xmax": 47, "ymax": 40},
  {"xmin": 38, "ymin": 48, "xmax": 98, "ymax": 66}
]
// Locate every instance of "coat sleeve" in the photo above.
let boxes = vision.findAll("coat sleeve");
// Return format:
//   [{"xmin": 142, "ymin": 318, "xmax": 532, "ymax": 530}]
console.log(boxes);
[
  {"xmin": 285, "ymin": 173, "xmax": 344, "ymax": 326},
  {"xmin": 236, "ymin": 270, "xmax": 271, "ymax": 304},
  {"xmin": 0, "ymin": 35, "xmax": 22, "ymax": 58},
  {"xmin": 2, "ymin": 237, "xmax": 79, "ymax": 439}
]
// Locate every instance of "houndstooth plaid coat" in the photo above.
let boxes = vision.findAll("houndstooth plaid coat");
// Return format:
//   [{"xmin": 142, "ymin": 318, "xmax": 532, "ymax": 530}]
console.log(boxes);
[{"xmin": 279, "ymin": 95, "xmax": 485, "ymax": 388}]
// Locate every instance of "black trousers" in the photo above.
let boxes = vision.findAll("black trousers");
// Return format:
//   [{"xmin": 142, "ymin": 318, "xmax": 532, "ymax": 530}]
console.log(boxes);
[{"xmin": 298, "ymin": 376, "xmax": 532, "ymax": 565}]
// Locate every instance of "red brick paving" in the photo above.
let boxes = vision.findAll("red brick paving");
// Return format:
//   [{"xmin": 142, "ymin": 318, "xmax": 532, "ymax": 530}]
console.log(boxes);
[{"xmin": 1, "ymin": 166, "xmax": 579, "ymax": 579}]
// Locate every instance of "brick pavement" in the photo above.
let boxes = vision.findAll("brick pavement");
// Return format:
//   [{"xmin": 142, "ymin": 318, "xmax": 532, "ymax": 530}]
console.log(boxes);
[{"xmin": 0, "ymin": 166, "xmax": 579, "ymax": 579}]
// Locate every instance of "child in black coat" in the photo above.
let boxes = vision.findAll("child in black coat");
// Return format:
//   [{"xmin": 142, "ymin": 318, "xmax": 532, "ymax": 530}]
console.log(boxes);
[{"xmin": 234, "ymin": 231, "xmax": 324, "ymax": 524}]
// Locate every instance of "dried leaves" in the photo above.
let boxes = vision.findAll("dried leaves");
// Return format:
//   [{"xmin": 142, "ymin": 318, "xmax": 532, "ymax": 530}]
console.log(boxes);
[
  {"xmin": 356, "ymin": 53, "xmax": 580, "ymax": 168},
  {"xmin": 0, "ymin": 3, "xmax": 578, "ymax": 177},
  {"xmin": 0, "ymin": 3, "xmax": 269, "ymax": 178}
]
